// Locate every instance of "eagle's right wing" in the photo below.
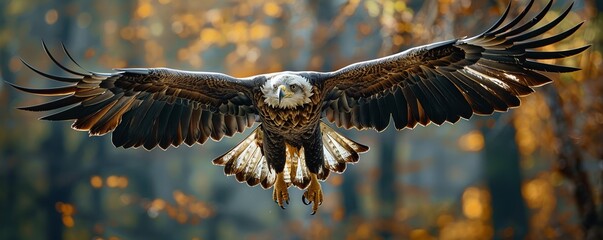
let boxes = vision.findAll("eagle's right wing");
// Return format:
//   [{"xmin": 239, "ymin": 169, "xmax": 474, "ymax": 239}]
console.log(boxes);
[
  {"xmin": 319, "ymin": 0, "xmax": 588, "ymax": 131},
  {"xmin": 10, "ymin": 43, "xmax": 259, "ymax": 150}
]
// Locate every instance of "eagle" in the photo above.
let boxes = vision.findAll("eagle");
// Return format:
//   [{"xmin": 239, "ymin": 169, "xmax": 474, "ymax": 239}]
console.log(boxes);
[{"xmin": 8, "ymin": 0, "xmax": 588, "ymax": 215}]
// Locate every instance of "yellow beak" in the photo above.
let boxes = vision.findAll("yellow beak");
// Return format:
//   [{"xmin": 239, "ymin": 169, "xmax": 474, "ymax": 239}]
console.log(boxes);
[{"xmin": 278, "ymin": 85, "xmax": 289, "ymax": 104}]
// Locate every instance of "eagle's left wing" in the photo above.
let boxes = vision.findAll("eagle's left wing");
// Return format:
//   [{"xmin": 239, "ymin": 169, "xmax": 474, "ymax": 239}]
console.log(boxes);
[
  {"xmin": 9, "ymin": 43, "xmax": 259, "ymax": 150},
  {"xmin": 319, "ymin": 0, "xmax": 588, "ymax": 131}
]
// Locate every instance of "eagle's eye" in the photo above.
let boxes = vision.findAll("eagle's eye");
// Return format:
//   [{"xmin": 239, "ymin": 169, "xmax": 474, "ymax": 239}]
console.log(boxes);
[{"xmin": 290, "ymin": 84, "xmax": 298, "ymax": 91}]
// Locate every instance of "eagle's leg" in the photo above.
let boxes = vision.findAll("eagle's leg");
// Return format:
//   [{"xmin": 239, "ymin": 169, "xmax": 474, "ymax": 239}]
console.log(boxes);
[
  {"xmin": 302, "ymin": 173, "xmax": 323, "ymax": 215},
  {"xmin": 264, "ymin": 129, "xmax": 288, "ymax": 209},
  {"xmin": 272, "ymin": 171, "xmax": 289, "ymax": 208},
  {"xmin": 301, "ymin": 124, "xmax": 324, "ymax": 215}
]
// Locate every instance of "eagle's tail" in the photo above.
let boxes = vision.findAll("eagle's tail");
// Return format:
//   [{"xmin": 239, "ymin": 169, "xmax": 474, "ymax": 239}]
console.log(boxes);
[
  {"xmin": 316, "ymin": 122, "xmax": 369, "ymax": 180},
  {"xmin": 212, "ymin": 122, "xmax": 369, "ymax": 190},
  {"xmin": 212, "ymin": 126, "xmax": 277, "ymax": 189}
]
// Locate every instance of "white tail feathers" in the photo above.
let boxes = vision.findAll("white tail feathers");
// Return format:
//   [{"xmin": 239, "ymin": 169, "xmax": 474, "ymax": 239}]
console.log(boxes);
[
  {"xmin": 212, "ymin": 128, "xmax": 276, "ymax": 189},
  {"xmin": 212, "ymin": 122, "xmax": 369, "ymax": 189},
  {"xmin": 319, "ymin": 122, "xmax": 369, "ymax": 176}
]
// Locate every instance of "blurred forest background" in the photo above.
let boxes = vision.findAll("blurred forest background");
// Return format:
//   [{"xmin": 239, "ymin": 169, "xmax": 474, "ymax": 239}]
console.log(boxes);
[{"xmin": 0, "ymin": 0, "xmax": 601, "ymax": 239}]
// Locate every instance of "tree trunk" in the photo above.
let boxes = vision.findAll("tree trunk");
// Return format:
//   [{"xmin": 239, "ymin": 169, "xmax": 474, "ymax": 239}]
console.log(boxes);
[
  {"xmin": 480, "ymin": 115, "xmax": 528, "ymax": 239},
  {"xmin": 0, "ymin": 5, "xmax": 17, "ymax": 236},
  {"xmin": 542, "ymin": 86, "xmax": 603, "ymax": 239},
  {"xmin": 45, "ymin": 126, "xmax": 69, "ymax": 240},
  {"xmin": 44, "ymin": 1, "xmax": 78, "ymax": 238},
  {"xmin": 377, "ymin": 128, "xmax": 398, "ymax": 238}
]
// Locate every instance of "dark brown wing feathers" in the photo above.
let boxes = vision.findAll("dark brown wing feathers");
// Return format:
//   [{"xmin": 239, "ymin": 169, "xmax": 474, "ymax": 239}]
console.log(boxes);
[
  {"xmin": 11, "ymin": 44, "xmax": 257, "ymax": 150},
  {"xmin": 11, "ymin": 0, "xmax": 588, "ymax": 149},
  {"xmin": 322, "ymin": 0, "xmax": 588, "ymax": 131}
]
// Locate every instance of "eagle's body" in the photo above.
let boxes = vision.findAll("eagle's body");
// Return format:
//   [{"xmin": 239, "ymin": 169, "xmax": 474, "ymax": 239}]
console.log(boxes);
[
  {"xmin": 255, "ymin": 76, "xmax": 324, "ymax": 170},
  {"xmin": 8, "ymin": 0, "xmax": 588, "ymax": 214}
]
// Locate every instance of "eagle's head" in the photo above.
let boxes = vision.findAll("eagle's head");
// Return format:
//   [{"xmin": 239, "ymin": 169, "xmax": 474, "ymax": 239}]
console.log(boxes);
[{"xmin": 261, "ymin": 73, "xmax": 313, "ymax": 109}]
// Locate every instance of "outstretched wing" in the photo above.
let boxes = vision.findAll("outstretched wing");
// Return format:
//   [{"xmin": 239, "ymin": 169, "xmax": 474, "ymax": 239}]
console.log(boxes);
[
  {"xmin": 320, "ymin": 0, "xmax": 588, "ymax": 131},
  {"xmin": 10, "ymin": 43, "xmax": 259, "ymax": 150}
]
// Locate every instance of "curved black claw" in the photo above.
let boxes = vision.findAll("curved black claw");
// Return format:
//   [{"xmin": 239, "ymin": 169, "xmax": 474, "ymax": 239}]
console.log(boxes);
[
  {"xmin": 302, "ymin": 195, "xmax": 312, "ymax": 205},
  {"xmin": 280, "ymin": 205, "xmax": 286, "ymax": 210},
  {"xmin": 311, "ymin": 210, "xmax": 317, "ymax": 215}
]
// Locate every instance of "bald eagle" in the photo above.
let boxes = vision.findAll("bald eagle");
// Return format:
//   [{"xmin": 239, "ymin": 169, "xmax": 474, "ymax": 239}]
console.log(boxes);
[{"xmin": 8, "ymin": 0, "xmax": 588, "ymax": 214}]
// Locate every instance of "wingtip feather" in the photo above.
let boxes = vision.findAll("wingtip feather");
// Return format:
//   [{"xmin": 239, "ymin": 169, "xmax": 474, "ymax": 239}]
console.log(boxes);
[
  {"xmin": 480, "ymin": 0, "xmax": 512, "ymax": 37},
  {"xmin": 42, "ymin": 41, "xmax": 90, "ymax": 77},
  {"xmin": 7, "ymin": 81, "xmax": 77, "ymax": 96},
  {"xmin": 60, "ymin": 42, "xmax": 93, "ymax": 74}
]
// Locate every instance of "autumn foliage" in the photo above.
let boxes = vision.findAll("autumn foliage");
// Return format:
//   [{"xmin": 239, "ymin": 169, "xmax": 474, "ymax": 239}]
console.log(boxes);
[{"xmin": 0, "ymin": 0, "xmax": 601, "ymax": 239}]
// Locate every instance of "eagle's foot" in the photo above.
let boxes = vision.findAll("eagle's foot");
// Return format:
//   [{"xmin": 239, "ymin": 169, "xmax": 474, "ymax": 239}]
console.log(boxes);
[
  {"xmin": 302, "ymin": 173, "xmax": 323, "ymax": 215},
  {"xmin": 272, "ymin": 172, "xmax": 289, "ymax": 209}
]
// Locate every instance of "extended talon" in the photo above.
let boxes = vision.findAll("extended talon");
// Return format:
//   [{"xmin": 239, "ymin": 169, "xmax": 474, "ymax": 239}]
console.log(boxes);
[
  {"xmin": 302, "ymin": 195, "xmax": 311, "ymax": 205},
  {"xmin": 303, "ymin": 173, "xmax": 323, "ymax": 215},
  {"xmin": 272, "ymin": 172, "xmax": 289, "ymax": 210}
]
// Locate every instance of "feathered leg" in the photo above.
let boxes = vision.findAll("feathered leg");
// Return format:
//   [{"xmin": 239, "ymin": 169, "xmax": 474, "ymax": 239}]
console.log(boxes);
[
  {"xmin": 264, "ymin": 129, "xmax": 289, "ymax": 209},
  {"xmin": 302, "ymin": 124, "xmax": 325, "ymax": 215}
]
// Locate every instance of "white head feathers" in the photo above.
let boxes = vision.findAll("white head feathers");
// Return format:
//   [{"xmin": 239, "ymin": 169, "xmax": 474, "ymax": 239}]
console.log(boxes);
[{"xmin": 261, "ymin": 73, "xmax": 313, "ymax": 109}]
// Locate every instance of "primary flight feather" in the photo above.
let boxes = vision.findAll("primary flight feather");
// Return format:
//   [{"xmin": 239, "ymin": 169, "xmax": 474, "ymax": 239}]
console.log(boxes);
[{"xmin": 9, "ymin": 0, "xmax": 588, "ymax": 214}]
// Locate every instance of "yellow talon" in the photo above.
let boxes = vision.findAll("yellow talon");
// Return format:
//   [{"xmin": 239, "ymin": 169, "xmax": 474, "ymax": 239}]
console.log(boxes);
[
  {"xmin": 272, "ymin": 172, "xmax": 289, "ymax": 209},
  {"xmin": 302, "ymin": 173, "xmax": 323, "ymax": 215}
]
